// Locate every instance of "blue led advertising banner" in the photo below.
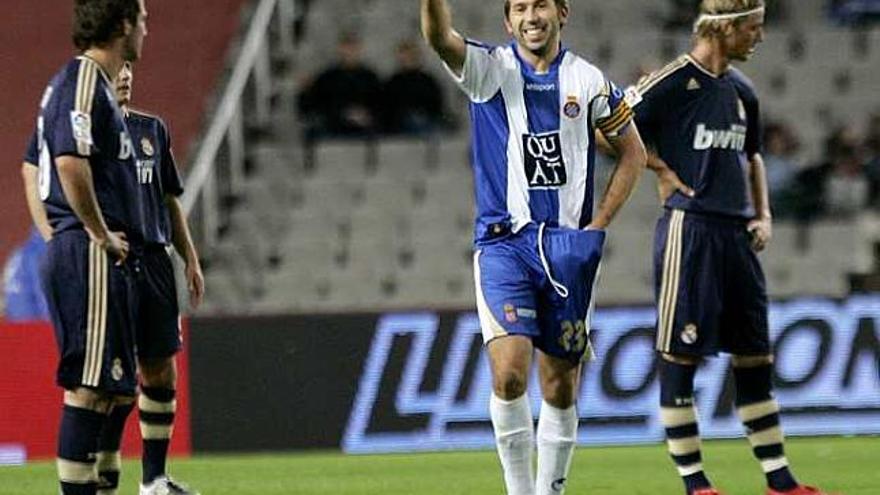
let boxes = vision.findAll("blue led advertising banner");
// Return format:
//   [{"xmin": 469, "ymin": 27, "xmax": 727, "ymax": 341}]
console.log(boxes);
[{"xmin": 342, "ymin": 296, "xmax": 880, "ymax": 454}]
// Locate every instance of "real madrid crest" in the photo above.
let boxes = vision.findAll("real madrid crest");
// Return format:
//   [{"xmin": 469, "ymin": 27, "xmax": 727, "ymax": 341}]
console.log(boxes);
[
  {"xmin": 563, "ymin": 95, "xmax": 581, "ymax": 119},
  {"xmin": 141, "ymin": 137, "xmax": 155, "ymax": 157},
  {"xmin": 681, "ymin": 323, "xmax": 698, "ymax": 345}
]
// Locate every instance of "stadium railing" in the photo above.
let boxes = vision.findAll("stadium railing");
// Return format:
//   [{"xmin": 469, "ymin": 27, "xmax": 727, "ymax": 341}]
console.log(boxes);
[{"xmin": 181, "ymin": 0, "xmax": 295, "ymax": 254}]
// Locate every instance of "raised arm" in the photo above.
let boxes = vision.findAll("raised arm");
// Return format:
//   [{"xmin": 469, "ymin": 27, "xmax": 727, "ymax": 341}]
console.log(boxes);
[
  {"xmin": 421, "ymin": 0, "xmax": 466, "ymax": 74},
  {"xmin": 21, "ymin": 162, "xmax": 53, "ymax": 241},
  {"xmin": 588, "ymin": 126, "xmax": 647, "ymax": 230},
  {"xmin": 746, "ymin": 152, "xmax": 772, "ymax": 251}
]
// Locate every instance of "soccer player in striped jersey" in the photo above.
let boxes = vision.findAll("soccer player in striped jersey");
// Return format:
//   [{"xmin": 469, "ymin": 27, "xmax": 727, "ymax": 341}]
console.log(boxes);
[
  {"xmin": 627, "ymin": 1, "xmax": 834, "ymax": 494},
  {"xmin": 422, "ymin": 1, "xmax": 647, "ymax": 493},
  {"xmin": 25, "ymin": 1, "xmax": 148, "ymax": 493}
]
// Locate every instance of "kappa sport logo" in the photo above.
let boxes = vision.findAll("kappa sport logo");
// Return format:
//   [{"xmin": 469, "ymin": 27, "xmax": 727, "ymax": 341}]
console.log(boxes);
[
  {"xmin": 523, "ymin": 132, "xmax": 567, "ymax": 188},
  {"xmin": 526, "ymin": 82, "xmax": 555, "ymax": 92},
  {"xmin": 693, "ymin": 123, "xmax": 746, "ymax": 151}
]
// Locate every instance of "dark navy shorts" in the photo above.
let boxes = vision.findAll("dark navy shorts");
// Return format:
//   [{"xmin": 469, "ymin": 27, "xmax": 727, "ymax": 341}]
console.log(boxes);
[
  {"xmin": 40, "ymin": 230, "xmax": 138, "ymax": 395},
  {"xmin": 653, "ymin": 209, "xmax": 769, "ymax": 357},
  {"xmin": 474, "ymin": 223, "xmax": 605, "ymax": 363},
  {"xmin": 136, "ymin": 245, "xmax": 181, "ymax": 359}
]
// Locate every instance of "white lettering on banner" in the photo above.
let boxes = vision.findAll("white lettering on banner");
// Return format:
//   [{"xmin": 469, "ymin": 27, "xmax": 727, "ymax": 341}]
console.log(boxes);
[{"xmin": 342, "ymin": 296, "xmax": 880, "ymax": 454}]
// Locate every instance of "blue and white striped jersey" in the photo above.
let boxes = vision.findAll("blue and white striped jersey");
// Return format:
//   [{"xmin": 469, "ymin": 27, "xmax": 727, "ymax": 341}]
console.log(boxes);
[{"xmin": 446, "ymin": 41, "xmax": 633, "ymax": 245}]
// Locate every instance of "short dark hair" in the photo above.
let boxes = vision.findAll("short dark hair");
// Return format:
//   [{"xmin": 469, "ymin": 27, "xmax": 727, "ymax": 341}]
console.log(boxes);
[
  {"xmin": 504, "ymin": 0, "xmax": 569, "ymax": 19},
  {"xmin": 72, "ymin": 0, "xmax": 141, "ymax": 51}
]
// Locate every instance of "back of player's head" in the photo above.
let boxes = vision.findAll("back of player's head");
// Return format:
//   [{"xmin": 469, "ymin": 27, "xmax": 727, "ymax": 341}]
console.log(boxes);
[
  {"xmin": 694, "ymin": 0, "xmax": 764, "ymax": 37},
  {"xmin": 503, "ymin": 0, "xmax": 570, "ymax": 20},
  {"xmin": 72, "ymin": 0, "xmax": 141, "ymax": 51}
]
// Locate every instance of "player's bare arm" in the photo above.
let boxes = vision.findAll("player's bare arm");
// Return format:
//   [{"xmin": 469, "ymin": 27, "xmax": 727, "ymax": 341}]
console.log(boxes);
[
  {"xmin": 746, "ymin": 152, "xmax": 772, "ymax": 251},
  {"xmin": 646, "ymin": 151, "xmax": 695, "ymax": 203},
  {"xmin": 21, "ymin": 162, "xmax": 53, "ymax": 241},
  {"xmin": 165, "ymin": 194, "xmax": 204, "ymax": 308},
  {"xmin": 56, "ymin": 156, "xmax": 129, "ymax": 261},
  {"xmin": 421, "ymin": 0, "xmax": 466, "ymax": 75},
  {"xmin": 588, "ymin": 125, "xmax": 647, "ymax": 230}
]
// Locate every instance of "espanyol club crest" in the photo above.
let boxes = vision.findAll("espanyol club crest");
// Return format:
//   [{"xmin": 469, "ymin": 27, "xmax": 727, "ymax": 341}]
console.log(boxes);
[
  {"xmin": 141, "ymin": 137, "xmax": 155, "ymax": 157},
  {"xmin": 563, "ymin": 96, "xmax": 581, "ymax": 119}
]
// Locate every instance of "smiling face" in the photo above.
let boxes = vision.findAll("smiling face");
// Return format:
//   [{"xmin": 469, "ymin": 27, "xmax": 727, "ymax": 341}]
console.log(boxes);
[{"xmin": 504, "ymin": 0, "xmax": 568, "ymax": 59}]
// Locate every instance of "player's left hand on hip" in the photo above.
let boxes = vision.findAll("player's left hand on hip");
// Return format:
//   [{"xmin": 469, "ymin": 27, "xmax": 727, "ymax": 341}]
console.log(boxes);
[{"xmin": 747, "ymin": 217, "xmax": 772, "ymax": 252}]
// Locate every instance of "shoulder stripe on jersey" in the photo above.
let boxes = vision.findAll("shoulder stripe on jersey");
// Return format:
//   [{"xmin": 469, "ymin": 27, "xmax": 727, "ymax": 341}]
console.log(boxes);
[
  {"xmin": 75, "ymin": 59, "xmax": 99, "ymax": 156},
  {"xmin": 636, "ymin": 56, "xmax": 689, "ymax": 95}
]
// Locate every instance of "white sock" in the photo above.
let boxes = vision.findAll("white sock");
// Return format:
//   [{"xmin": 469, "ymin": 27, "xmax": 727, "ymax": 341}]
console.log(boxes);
[
  {"xmin": 535, "ymin": 400, "xmax": 578, "ymax": 495},
  {"xmin": 490, "ymin": 393, "xmax": 535, "ymax": 495}
]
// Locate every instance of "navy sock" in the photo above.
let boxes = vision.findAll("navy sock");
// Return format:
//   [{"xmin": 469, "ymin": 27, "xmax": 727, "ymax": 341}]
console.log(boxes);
[
  {"xmin": 734, "ymin": 364, "xmax": 797, "ymax": 492},
  {"xmin": 659, "ymin": 358, "xmax": 712, "ymax": 495},
  {"xmin": 96, "ymin": 402, "xmax": 134, "ymax": 491},
  {"xmin": 58, "ymin": 405, "xmax": 105, "ymax": 495},
  {"xmin": 139, "ymin": 387, "xmax": 176, "ymax": 484}
]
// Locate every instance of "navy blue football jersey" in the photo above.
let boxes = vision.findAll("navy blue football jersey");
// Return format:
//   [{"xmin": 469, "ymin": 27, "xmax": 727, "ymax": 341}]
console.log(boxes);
[
  {"xmin": 126, "ymin": 109, "xmax": 183, "ymax": 246},
  {"xmin": 628, "ymin": 55, "xmax": 762, "ymax": 219},
  {"xmin": 31, "ymin": 56, "xmax": 145, "ymax": 240}
]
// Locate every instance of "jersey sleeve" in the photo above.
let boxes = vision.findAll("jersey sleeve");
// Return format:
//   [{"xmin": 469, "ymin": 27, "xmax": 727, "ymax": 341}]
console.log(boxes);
[
  {"xmin": 626, "ymin": 74, "xmax": 669, "ymax": 148},
  {"xmin": 743, "ymin": 90, "xmax": 762, "ymax": 157},
  {"xmin": 443, "ymin": 40, "xmax": 503, "ymax": 103},
  {"xmin": 158, "ymin": 119, "xmax": 184, "ymax": 197},
  {"xmin": 48, "ymin": 61, "xmax": 102, "ymax": 159},
  {"xmin": 592, "ymin": 79, "xmax": 634, "ymax": 138},
  {"xmin": 23, "ymin": 131, "xmax": 38, "ymax": 165}
]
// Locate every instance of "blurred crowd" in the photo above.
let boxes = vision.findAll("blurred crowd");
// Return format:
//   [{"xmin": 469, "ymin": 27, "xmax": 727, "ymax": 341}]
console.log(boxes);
[
  {"xmin": 765, "ymin": 113, "xmax": 880, "ymax": 222},
  {"xmin": 298, "ymin": 33, "xmax": 450, "ymax": 141}
]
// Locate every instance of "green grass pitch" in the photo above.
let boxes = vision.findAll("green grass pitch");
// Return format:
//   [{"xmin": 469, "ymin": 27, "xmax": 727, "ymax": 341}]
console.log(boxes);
[{"xmin": 1, "ymin": 437, "xmax": 876, "ymax": 494}]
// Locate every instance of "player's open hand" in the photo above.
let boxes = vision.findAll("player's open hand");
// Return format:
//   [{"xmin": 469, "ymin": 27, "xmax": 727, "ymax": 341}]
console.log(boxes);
[
  {"xmin": 186, "ymin": 260, "xmax": 205, "ymax": 309},
  {"xmin": 656, "ymin": 167, "xmax": 695, "ymax": 204},
  {"xmin": 747, "ymin": 217, "xmax": 772, "ymax": 252}
]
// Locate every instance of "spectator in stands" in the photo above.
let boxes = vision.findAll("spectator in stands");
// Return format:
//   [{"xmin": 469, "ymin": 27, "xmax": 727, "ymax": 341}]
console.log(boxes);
[
  {"xmin": 863, "ymin": 113, "xmax": 880, "ymax": 207},
  {"xmin": 298, "ymin": 32, "xmax": 382, "ymax": 139},
  {"xmin": 830, "ymin": 0, "xmax": 880, "ymax": 25},
  {"xmin": 763, "ymin": 121, "xmax": 802, "ymax": 218},
  {"xmin": 795, "ymin": 125, "xmax": 869, "ymax": 220},
  {"xmin": 382, "ymin": 39, "xmax": 447, "ymax": 135},
  {"xmin": 2, "ymin": 228, "xmax": 49, "ymax": 322}
]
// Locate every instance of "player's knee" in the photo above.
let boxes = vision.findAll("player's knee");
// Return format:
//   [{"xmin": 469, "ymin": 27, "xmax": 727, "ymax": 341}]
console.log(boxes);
[
  {"xmin": 493, "ymin": 369, "xmax": 528, "ymax": 400},
  {"xmin": 541, "ymin": 377, "xmax": 576, "ymax": 409},
  {"xmin": 731, "ymin": 354, "xmax": 773, "ymax": 368},
  {"xmin": 64, "ymin": 387, "xmax": 113, "ymax": 413},
  {"xmin": 138, "ymin": 356, "xmax": 177, "ymax": 388}
]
